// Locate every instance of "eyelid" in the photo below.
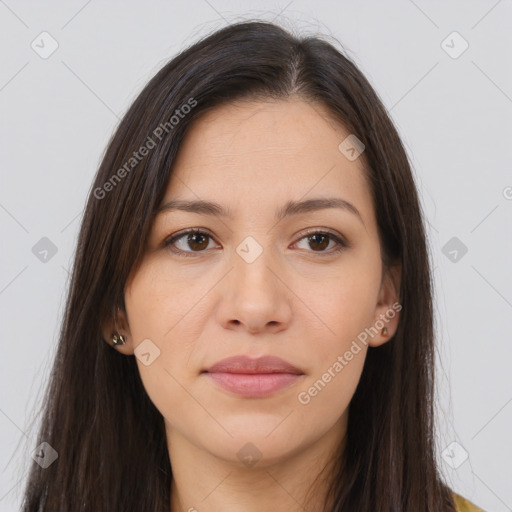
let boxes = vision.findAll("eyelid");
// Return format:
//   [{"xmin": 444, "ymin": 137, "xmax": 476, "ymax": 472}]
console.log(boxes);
[{"xmin": 298, "ymin": 227, "xmax": 348, "ymax": 245}]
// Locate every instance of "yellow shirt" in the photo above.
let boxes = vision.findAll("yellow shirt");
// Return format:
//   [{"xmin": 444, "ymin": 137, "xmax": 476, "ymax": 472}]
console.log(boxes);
[{"xmin": 453, "ymin": 492, "xmax": 486, "ymax": 511}]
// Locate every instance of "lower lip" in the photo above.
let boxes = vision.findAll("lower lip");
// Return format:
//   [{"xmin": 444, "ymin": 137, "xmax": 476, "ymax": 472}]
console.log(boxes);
[{"xmin": 205, "ymin": 372, "xmax": 302, "ymax": 398}]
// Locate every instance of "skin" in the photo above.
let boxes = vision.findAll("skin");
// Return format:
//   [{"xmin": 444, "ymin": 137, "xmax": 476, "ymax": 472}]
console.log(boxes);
[{"xmin": 102, "ymin": 97, "xmax": 401, "ymax": 512}]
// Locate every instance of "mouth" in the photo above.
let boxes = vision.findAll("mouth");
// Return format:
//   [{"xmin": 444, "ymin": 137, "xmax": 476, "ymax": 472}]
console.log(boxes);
[{"xmin": 202, "ymin": 355, "xmax": 305, "ymax": 398}]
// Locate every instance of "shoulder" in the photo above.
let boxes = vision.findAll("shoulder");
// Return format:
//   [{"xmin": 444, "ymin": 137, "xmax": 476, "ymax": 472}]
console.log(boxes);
[{"xmin": 452, "ymin": 492, "xmax": 486, "ymax": 512}]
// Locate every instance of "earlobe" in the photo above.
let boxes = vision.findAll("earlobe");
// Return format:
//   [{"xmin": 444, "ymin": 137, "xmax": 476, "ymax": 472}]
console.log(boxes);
[
  {"xmin": 111, "ymin": 332, "xmax": 127, "ymax": 346},
  {"xmin": 101, "ymin": 306, "xmax": 134, "ymax": 354},
  {"xmin": 367, "ymin": 324, "xmax": 395, "ymax": 348}
]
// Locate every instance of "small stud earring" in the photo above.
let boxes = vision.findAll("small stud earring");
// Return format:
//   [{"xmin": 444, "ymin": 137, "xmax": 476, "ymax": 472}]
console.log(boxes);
[
  {"xmin": 111, "ymin": 332, "xmax": 126, "ymax": 346},
  {"xmin": 381, "ymin": 327, "xmax": 388, "ymax": 336}
]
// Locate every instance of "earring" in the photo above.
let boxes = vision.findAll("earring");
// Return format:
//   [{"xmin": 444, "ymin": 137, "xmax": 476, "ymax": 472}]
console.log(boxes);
[
  {"xmin": 381, "ymin": 327, "xmax": 388, "ymax": 336},
  {"xmin": 111, "ymin": 332, "xmax": 126, "ymax": 346}
]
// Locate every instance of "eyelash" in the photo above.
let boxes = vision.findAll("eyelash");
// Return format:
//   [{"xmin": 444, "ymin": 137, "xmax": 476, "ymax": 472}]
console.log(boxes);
[{"xmin": 163, "ymin": 228, "xmax": 349, "ymax": 258}]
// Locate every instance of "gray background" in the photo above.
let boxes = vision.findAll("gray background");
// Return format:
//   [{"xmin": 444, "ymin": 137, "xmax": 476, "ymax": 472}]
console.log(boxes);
[{"xmin": 1, "ymin": 1, "xmax": 511, "ymax": 511}]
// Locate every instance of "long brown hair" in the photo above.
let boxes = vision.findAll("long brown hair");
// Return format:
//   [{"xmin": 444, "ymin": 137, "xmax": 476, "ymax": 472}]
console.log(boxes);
[{"xmin": 20, "ymin": 20, "xmax": 456, "ymax": 511}]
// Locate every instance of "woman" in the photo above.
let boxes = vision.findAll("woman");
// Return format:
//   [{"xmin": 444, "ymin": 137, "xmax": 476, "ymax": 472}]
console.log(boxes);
[{"xmin": 21, "ymin": 20, "xmax": 485, "ymax": 511}]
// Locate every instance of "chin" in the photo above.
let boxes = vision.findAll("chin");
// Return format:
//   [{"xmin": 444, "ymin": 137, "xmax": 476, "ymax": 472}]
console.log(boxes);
[{"xmin": 197, "ymin": 422, "xmax": 308, "ymax": 467}]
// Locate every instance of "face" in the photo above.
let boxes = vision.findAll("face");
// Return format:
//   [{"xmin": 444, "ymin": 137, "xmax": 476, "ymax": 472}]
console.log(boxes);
[{"xmin": 107, "ymin": 97, "xmax": 400, "ymax": 468}]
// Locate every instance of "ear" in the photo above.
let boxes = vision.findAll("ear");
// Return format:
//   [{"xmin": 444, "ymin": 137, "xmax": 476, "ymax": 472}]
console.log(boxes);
[
  {"xmin": 101, "ymin": 305, "xmax": 135, "ymax": 355},
  {"xmin": 367, "ymin": 263, "xmax": 402, "ymax": 348}
]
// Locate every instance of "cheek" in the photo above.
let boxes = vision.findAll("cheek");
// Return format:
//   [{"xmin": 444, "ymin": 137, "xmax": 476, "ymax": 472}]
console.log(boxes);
[
  {"xmin": 295, "ymin": 293, "xmax": 370, "ymax": 411},
  {"xmin": 125, "ymin": 259, "xmax": 206, "ymax": 342},
  {"xmin": 292, "ymin": 283, "xmax": 371, "ymax": 425},
  {"xmin": 124, "ymin": 269, "xmax": 205, "ymax": 426},
  {"xmin": 294, "ymin": 263, "xmax": 380, "ymax": 355},
  {"xmin": 124, "ymin": 265, "xmax": 206, "ymax": 413},
  {"xmin": 290, "ymin": 256, "xmax": 379, "ymax": 414}
]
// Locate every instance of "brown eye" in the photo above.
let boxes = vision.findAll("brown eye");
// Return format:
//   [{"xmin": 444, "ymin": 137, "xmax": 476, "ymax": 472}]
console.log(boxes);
[
  {"xmin": 293, "ymin": 230, "xmax": 348, "ymax": 255},
  {"xmin": 164, "ymin": 229, "xmax": 217, "ymax": 256},
  {"xmin": 306, "ymin": 233, "xmax": 330, "ymax": 251},
  {"xmin": 184, "ymin": 232, "xmax": 209, "ymax": 251}
]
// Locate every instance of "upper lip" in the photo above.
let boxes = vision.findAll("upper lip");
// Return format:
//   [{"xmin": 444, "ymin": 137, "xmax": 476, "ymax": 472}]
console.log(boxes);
[{"xmin": 203, "ymin": 355, "xmax": 304, "ymax": 375}]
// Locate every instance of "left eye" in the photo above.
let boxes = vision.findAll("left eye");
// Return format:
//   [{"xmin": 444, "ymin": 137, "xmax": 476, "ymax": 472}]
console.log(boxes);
[
  {"xmin": 164, "ymin": 229, "xmax": 348, "ymax": 257},
  {"xmin": 293, "ymin": 231, "xmax": 347, "ymax": 253}
]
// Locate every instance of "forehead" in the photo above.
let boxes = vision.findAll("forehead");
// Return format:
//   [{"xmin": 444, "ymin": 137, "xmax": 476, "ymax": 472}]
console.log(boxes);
[{"xmin": 162, "ymin": 98, "xmax": 374, "ymax": 227}]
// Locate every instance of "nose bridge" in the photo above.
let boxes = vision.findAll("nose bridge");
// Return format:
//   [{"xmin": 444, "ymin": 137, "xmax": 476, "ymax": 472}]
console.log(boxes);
[
  {"xmin": 232, "ymin": 233, "xmax": 277, "ymax": 292},
  {"xmin": 216, "ymin": 232, "xmax": 292, "ymax": 332}
]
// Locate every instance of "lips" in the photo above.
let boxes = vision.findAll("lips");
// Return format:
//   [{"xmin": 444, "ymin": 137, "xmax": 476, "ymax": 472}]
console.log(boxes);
[
  {"xmin": 203, "ymin": 355, "xmax": 303, "ymax": 375},
  {"xmin": 202, "ymin": 355, "xmax": 305, "ymax": 398}
]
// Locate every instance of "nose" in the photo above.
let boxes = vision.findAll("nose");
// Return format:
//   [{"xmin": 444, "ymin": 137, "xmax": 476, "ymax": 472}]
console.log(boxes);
[{"xmin": 216, "ymin": 246, "xmax": 293, "ymax": 335}]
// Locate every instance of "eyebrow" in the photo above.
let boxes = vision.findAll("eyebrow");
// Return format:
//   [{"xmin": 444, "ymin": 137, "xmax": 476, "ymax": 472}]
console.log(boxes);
[{"xmin": 156, "ymin": 197, "xmax": 365, "ymax": 226}]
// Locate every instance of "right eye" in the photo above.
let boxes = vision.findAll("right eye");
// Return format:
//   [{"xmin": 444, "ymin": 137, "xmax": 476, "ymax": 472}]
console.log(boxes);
[{"xmin": 163, "ymin": 229, "xmax": 219, "ymax": 257}]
